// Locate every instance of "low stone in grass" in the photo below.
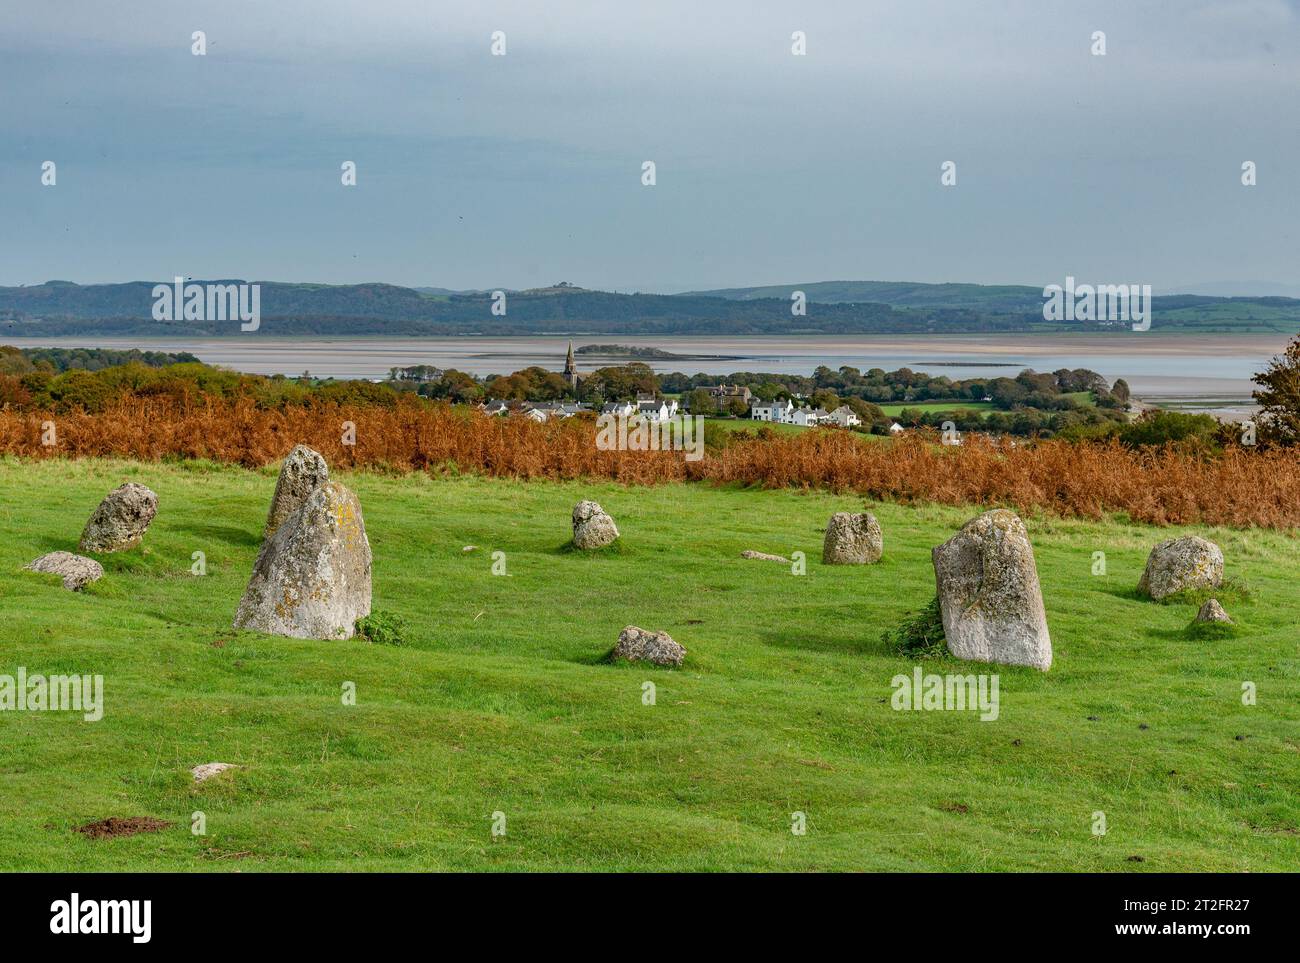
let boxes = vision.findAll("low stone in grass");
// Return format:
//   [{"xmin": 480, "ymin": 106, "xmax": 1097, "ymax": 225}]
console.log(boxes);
[
  {"xmin": 613, "ymin": 625, "xmax": 685, "ymax": 667},
  {"xmin": 78, "ymin": 482, "xmax": 158, "ymax": 553},
  {"xmin": 264, "ymin": 444, "xmax": 329, "ymax": 540},
  {"xmin": 25, "ymin": 551, "xmax": 103, "ymax": 591},
  {"xmin": 741, "ymin": 550, "xmax": 790, "ymax": 563},
  {"xmin": 191, "ymin": 762, "xmax": 236, "ymax": 783},
  {"xmin": 1196, "ymin": 598, "xmax": 1232, "ymax": 624},
  {"xmin": 1137, "ymin": 535, "xmax": 1224, "ymax": 601},
  {"xmin": 822, "ymin": 512, "xmax": 883, "ymax": 565},
  {"xmin": 233, "ymin": 481, "xmax": 372, "ymax": 640},
  {"xmin": 932, "ymin": 509, "xmax": 1052, "ymax": 671},
  {"xmin": 572, "ymin": 500, "xmax": 619, "ymax": 549}
]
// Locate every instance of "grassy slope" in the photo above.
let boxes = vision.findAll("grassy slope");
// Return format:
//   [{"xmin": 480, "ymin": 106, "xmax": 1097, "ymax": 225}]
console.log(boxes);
[{"xmin": 0, "ymin": 458, "xmax": 1296, "ymax": 872}]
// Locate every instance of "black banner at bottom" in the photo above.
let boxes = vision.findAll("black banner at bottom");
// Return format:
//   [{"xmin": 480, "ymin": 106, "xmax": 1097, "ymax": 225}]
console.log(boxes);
[{"xmin": 1, "ymin": 872, "xmax": 1282, "ymax": 947}]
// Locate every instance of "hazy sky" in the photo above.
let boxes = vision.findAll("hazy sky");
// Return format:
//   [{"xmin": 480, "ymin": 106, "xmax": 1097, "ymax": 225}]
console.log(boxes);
[{"xmin": 2, "ymin": 0, "xmax": 1298, "ymax": 292}]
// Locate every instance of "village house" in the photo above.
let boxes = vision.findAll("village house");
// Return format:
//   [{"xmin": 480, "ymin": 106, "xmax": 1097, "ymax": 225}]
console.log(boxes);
[
  {"xmin": 635, "ymin": 394, "xmax": 679, "ymax": 422},
  {"xmin": 824, "ymin": 405, "xmax": 862, "ymax": 428},
  {"xmin": 600, "ymin": 400, "xmax": 636, "ymax": 418},
  {"xmin": 790, "ymin": 407, "xmax": 831, "ymax": 427},
  {"xmin": 520, "ymin": 400, "xmax": 592, "ymax": 422},
  {"xmin": 700, "ymin": 384, "xmax": 753, "ymax": 412},
  {"xmin": 750, "ymin": 399, "xmax": 791, "ymax": 423}
]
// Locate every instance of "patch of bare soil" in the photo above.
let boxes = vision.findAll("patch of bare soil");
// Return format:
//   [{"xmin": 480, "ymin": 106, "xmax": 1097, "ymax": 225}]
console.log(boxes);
[{"xmin": 75, "ymin": 817, "xmax": 174, "ymax": 839}]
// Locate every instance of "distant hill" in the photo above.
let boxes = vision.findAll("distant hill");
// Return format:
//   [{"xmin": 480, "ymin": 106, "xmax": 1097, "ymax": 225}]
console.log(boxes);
[
  {"xmin": 679, "ymin": 280, "xmax": 1048, "ymax": 311},
  {"xmin": 3, "ymin": 279, "xmax": 1299, "ymax": 336}
]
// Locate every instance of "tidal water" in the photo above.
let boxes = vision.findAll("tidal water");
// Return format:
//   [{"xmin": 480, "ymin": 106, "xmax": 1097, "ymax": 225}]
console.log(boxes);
[{"xmin": 7, "ymin": 333, "xmax": 1286, "ymax": 416}]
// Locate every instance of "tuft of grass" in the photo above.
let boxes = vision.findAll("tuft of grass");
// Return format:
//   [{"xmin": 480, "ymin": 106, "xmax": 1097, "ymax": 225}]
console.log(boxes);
[
  {"xmin": 1158, "ymin": 576, "xmax": 1253, "ymax": 608},
  {"xmin": 558, "ymin": 538, "xmax": 626, "ymax": 556},
  {"xmin": 1186, "ymin": 619, "xmax": 1240, "ymax": 642},
  {"xmin": 354, "ymin": 610, "xmax": 409, "ymax": 646},
  {"xmin": 882, "ymin": 596, "xmax": 946, "ymax": 656}
]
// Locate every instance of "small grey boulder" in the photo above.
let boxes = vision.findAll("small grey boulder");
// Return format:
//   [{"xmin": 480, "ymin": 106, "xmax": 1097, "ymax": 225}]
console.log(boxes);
[
  {"xmin": 572, "ymin": 500, "xmax": 619, "ymax": 549},
  {"xmin": 78, "ymin": 482, "xmax": 158, "ymax": 553},
  {"xmin": 1138, "ymin": 536, "xmax": 1224, "ymax": 600},
  {"xmin": 613, "ymin": 626, "xmax": 685, "ymax": 667},
  {"xmin": 822, "ymin": 512, "xmax": 883, "ymax": 565},
  {"xmin": 233, "ymin": 481, "xmax": 372, "ymax": 640},
  {"xmin": 25, "ymin": 551, "xmax": 104, "ymax": 591},
  {"xmin": 1196, "ymin": 598, "xmax": 1232, "ymax": 624},
  {"xmin": 191, "ymin": 762, "xmax": 236, "ymax": 783},
  {"xmin": 264, "ymin": 444, "xmax": 330, "ymax": 540},
  {"xmin": 932, "ymin": 509, "xmax": 1053, "ymax": 671}
]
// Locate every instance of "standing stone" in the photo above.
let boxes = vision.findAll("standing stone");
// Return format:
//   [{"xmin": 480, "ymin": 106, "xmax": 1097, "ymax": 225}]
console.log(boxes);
[
  {"xmin": 25, "ymin": 551, "xmax": 104, "ymax": 591},
  {"xmin": 572, "ymin": 500, "xmax": 619, "ymax": 549},
  {"xmin": 822, "ymin": 512, "xmax": 883, "ymax": 565},
  {"xmin": 78, "ymin": 483, "xmax": 158, "ymax": 553},
  {"xmin": 613, "ymin": 626, "xmax": 685, "ymax": 667},
  {"xmin": 1137, "ymin": 536, "xmax": 1224, "ymax": 600},
  {"xmin": 1195, "ymin": 599, "xmax": 1232, "ymax": 624},
  {"xmin": 932, "ymin": 509, "xmax": 1053, "ymax": 671},
  {"xmin": 233, "ymin": 481, "xmax": 372, "ymax": 640},
  {"xmin": 264, "ymin": 444, "xmax": 330, "ymax": 540}
]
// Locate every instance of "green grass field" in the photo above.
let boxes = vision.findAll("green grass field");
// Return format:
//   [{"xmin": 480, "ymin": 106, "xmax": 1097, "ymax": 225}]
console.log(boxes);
[
  {"xmin": 877, "ymin": 401, "xmax": 996, "ymax": 417},
  {"xmin": 704, "ymin": 417, "xmax": 808, "ymax": 435},
  {"xmin": 1, "ymin": 457, "xmax": 1296, "ymax": 871}
]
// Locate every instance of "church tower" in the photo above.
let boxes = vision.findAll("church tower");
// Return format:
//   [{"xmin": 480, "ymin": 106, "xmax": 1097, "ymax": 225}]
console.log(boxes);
[{"xmin": 563, "ymin": 341, "xmax": 579, "ymax": 389}]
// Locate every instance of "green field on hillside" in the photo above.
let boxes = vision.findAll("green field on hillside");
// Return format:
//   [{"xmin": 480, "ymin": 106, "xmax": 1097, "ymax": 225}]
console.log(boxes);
[
  {"xmin": 0, "ymin": 458, "xmax": 1296, "ymax": 871},
  {"xmin": 878, "ymin": 401, "xmax": 997, "ymax": 418}
]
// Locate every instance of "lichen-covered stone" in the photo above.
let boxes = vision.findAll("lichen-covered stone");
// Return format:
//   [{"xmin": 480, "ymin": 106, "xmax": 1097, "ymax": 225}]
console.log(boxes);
[
  {"xmin": 25, "ymin": 551, "xmax": 104, "ymax": 591},
  {"xmin": 822, "ymin": 512, "xmax": 883, "ymax": 564},
  {"xmin": 741, "ymin": 550, "xmax": 790, "ymax": 563},
  {"xmin": 572, "ymin": 500, "xmax": 619, "ymax": 549},
  {"xmin": 233, "ymin": 481, "xmax": 372, "ymax": 640},
  {"xmin": 932, "ymin": 509, "xmax": 1052, "ymax": 671},
  {"xmin": 191, "ymin": 762, "xmax": 236, "ymax": 783},
  {"xmin": 1138, "ymin": 536, "xmax": 1224, "ymax": 600},
  {"xmin": 264, "ymin": 444, "xmax": 329, "ymax": 540},
  {"xmin": 1195, "ymin": 598, "xmax": 1232, "ymax": 624},
  {"xmin": 613, "ymin": 625, "xmax": 685, "ymax": 667},
  {"xmin": 78, "ymin": 483, "xmax": 157, "ymax": 553}
]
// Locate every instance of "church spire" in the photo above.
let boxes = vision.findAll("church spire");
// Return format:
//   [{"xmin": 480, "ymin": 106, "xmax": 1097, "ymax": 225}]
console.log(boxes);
[{"xmin": 563, "ymin": 341, "xmax": 579, "ymax": 388}]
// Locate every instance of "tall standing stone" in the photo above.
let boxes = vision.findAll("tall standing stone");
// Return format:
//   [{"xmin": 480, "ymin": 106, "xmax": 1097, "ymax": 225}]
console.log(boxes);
[
  {"xmin": 932, "ymin": 509, "xmax": 1053, "ymax": 671},
  {"xmin": 78, "ymin": 482, "xmax": 158, "ymax": 553},
  {"xmin": 1137, "ymin": 536, "xmax": 1223, "ymax": 600},
  {"xmin": 822, "ymin": 512, "xmax": 883, "ymax": 564},
  {"xmin": 264, "ymin": 444, "xmax": 330, "ymax": 540},
  {"xmin": 233, "ymin": 481, "xmax": 372, "ymax": 640}
]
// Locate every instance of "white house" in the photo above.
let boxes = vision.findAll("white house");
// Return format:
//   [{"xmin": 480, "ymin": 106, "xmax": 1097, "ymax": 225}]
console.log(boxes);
[
  {"xmin": 523, "ymin": 401, "xmax": 590, "ymax": 421},
  {"xmin": 480, "ymin": 399, "xmax": 510, "ymax": 417},
  {"xmin": 751, "ymin": 399, "xmax": 792, "ymax": 423},
  {"xmin": 889, "ymin": 422, "xmax": 905, "ymax": 434},
  {"xmin": 790, "ymin": 407, "xmax": 830, "ymax": 427},
  {"xmin": 635, "ymin": 395, "xmax": 679, "ymax": 422},
  {"xmin": 825, "ymin": 405, "xmax": 861, "ymax": 428},
  {"xmin": 601, "ymin": 400, "xmax": 635, "ymax": 418}
]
